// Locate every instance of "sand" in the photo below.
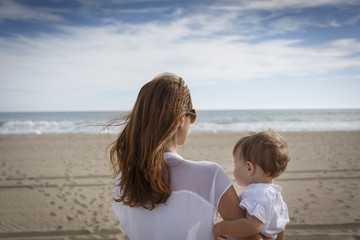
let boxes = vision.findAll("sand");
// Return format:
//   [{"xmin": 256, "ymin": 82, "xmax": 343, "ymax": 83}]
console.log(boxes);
[{"xmin": 0, "ymin": 131, "xmax": 359, "ymax": 240}]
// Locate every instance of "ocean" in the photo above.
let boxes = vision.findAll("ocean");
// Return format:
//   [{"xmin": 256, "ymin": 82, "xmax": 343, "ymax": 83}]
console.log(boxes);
[{"xmin": 0, "ymin": 109, "xmax": 360, "ymax": 135}]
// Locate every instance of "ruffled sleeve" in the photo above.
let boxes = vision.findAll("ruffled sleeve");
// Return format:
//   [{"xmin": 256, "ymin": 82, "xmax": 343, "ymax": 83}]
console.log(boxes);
[{"xmin": 239, "ymin": 198, "xmax": 272, "ymax": 224}]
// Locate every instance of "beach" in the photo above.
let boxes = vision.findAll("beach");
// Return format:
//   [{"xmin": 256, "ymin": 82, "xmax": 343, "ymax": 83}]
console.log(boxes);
[{"xmin": 0, "ymin": 131, "xmax": 359, "ymax": 239}]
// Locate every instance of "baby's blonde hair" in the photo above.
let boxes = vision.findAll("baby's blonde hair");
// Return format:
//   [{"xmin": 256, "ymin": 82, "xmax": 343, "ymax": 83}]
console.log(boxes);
[{"xmin": 233, "ymin": 129, "xmax": 290, "ymax": 178}]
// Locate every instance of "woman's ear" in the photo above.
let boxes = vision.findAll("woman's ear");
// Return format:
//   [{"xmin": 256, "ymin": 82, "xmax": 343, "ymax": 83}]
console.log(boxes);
[
  {"xmin": 246, "ymin": 161, "xmax": 255, "ymax": 176},
  {"xmin": 178, "ymin": 115, "xmax": 185, "ymax": 129}
]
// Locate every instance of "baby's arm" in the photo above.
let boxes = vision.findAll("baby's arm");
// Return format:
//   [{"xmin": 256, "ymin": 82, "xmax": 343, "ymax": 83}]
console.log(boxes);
[
  {"xmin": 275, "ymin": 231, "xmax": 284, "ymax": 240},
  {"xmin": 213, "ymin": 211, "xmax": 263, "ymax": 239}
]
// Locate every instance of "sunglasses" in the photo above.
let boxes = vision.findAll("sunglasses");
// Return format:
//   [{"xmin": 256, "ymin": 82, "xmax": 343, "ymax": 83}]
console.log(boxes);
[{"xmin": 185, "ymin": 109, "xmax": 196, "ymax": 124}]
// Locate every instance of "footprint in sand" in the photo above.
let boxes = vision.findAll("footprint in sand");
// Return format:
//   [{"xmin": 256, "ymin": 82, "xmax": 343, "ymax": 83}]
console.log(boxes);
[
  {"xmin": 302, "ymin": 203, "xmax": 309, "ymax": 210},
  {"xmin": 77, "ymin": 209, "xmax": 84, "ymax": 215},
  {"xmin": 56, "ymin": 193, "xmax": 65, "ymax": 199},
  {"xmin": 326, "ymin": 187, "xmax": 334, "ymax": 193},
  {"xmin": 342, "ymin": 212, "xmax": 350, "ymax": 217},
  {"xmin": 309, "ymin": 193, "xmax": 317, "ymax": 198},
  {"xmin": 102, "ymin": 215, "xmax": 109, "ymax": 222}
]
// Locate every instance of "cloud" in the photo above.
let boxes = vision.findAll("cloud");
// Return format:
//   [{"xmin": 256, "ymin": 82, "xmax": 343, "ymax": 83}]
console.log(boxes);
[
  {"xmin": 212, "ymin": 0, "xmax": 359, "ymax": 12},
  {"xmin": 205, "ymin": 0, "xmax": 360, "ymax": 39},
  {"xmin": 1, "ymin": 17, "xmax": 359, "ymax": 94},
  {"xmin": 0, "ymin": 0, "xmax": 359, "ymax": 111},
  {"xmin": 0, "ymin": 0, "xmax": 64, "ymax": 22},
  {"xmin": 345, "ymin": 14, "xmax": 360, "ymax": 25}
]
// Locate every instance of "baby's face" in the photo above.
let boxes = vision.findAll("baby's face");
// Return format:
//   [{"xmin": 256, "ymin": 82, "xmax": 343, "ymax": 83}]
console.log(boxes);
[{"xmin": 233, "ymin": 149, "xmax": 251, "ymax": 186}]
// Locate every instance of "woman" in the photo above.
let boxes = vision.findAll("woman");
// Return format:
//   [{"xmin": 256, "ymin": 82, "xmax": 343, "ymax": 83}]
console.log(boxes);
[{"xmin": 109, "ymin": 73, "xmax": 280, "ymax": 240}]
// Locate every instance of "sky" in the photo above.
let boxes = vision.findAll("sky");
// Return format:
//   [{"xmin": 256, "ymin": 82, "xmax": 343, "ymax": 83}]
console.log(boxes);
[{"xmin": 0, "ymin": 0, "xmax": 360, "ymax": 112}]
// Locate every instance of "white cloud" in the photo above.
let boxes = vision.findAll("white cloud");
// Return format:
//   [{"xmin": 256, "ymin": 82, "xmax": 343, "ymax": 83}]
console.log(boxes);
[
  {"xmin": 0, "ymin": 0, "xmax": 64, "ymax": 22},
  {"xmin": 1, "ymin": 18, "xmax": 359, "ymax": 94},
  {"xmin": 1, "ymin": 0, "xmax": 359, "ymax": 111},
  {"xmin": 345, "ymin": 14, "xmax": 360, "ymax": 25},
  {"xmin": 212, "ymin": 0, "xmax": 359, "ymax": 12},
  {"xmin": 205, "ymin": 0, "xmax": 359, "ymax": 39}
]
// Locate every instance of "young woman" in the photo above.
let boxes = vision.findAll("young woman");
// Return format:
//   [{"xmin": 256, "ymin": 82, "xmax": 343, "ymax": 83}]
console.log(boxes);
[{"xmin": 109, "ymin": 73, "xmax": 279, "ymax": 240}]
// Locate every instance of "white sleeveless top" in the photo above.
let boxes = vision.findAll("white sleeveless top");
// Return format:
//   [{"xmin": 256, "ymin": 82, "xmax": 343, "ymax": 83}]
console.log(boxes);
[{"xmin": 112, "ymin": 152, "xmax": 232, "ymax": 240}]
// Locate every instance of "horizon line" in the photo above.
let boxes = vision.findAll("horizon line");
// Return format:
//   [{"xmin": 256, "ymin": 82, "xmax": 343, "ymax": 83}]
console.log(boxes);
[{"xmin": 1, "ymin": 107, "xmax": 360, "ymax": 113}]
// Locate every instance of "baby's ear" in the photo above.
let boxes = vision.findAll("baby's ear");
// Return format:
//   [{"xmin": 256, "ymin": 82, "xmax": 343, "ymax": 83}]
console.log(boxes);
[{"xmin": 246, "ymin": 161, "xmax": 255, "ymax": 176}]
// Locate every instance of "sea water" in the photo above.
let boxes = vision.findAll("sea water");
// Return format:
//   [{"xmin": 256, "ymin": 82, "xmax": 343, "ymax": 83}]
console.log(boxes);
[{"xmin": 0, "ymin": 109, "xmax": 359, "ymax": 134}]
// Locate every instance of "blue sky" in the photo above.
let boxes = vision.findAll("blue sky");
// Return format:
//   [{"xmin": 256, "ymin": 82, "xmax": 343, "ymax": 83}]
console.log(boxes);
[{"xmin": 0, "ymin": 0, "xmax": 360, "ymax": 112}]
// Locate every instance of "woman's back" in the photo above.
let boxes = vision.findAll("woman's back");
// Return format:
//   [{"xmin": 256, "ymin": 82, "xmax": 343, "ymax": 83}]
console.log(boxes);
[{"xmin": 112, "ymin": 152, "xmax": 232, "ymax": 240}]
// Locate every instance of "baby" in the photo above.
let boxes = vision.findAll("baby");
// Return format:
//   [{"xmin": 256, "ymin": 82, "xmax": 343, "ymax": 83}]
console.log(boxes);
[{"xmin": 213, "ymin": 129, "xmax": 290, "ymax": 240}]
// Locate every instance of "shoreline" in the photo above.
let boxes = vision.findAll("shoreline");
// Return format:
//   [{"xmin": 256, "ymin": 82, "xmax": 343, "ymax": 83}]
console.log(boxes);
[{"xmin": 1, "ymin": 129, "xmax": 360, "ymax": 134}]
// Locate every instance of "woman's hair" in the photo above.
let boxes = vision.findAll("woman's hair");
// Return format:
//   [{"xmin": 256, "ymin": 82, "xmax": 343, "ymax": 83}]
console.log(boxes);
[
  {"xmin": 233, "ymin": 129, "xmax": 289, "ymax": 178},
  {"xmin": 109, "ymin": 73, "xmax": 193, "ymax": 210}
]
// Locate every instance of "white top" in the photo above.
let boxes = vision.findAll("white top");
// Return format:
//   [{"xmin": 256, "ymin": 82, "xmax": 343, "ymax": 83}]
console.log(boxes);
[
  {"xmin": 239, "ymin": 183, "xmax": 290, "ymax": 239},
  {"xmin": 112, "ymin": 152, "xmax": 233, "ymax": 240}
]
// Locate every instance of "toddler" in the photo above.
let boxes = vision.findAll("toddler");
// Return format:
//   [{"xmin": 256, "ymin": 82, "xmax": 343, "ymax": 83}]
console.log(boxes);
[{"xmin": 213, "ymin": 129, "xmax": 290, "ymax": 240}]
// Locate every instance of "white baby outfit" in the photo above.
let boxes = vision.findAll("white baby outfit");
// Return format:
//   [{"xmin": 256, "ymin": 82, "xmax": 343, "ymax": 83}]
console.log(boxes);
[
  {"xmin": 112, "ymin": 152, "xmax": 233, "ymax": 240},
  {"xmin": 239, "ymin": 183, "xmax": 290, "ymax": 239}
]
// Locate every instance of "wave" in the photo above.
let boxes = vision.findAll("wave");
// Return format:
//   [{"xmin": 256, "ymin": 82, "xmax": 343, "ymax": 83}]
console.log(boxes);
[
  {"xmin": 0, "ymin": 120, "xmax": 106, "ymax": 135},
  {"xmin": 191, "ymin": 120, "xmax": 360, "ymax": 132},
  {"xmin": 1, "ymin": 120, "xmax": 360, "ymax": 134}
]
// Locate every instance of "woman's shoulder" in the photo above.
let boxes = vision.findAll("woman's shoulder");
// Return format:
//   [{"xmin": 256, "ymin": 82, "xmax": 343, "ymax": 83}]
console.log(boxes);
[
  {"xmin": 184, "ymin": 158, "xmax": 224, "ymax": 172},
  {"xmin": 166, "ymin": 152, "xmax": 223, "ymax": 170}
]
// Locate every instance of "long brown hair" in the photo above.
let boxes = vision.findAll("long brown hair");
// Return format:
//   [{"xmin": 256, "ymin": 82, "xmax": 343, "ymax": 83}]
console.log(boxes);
[{"xmin": 109, "ymin": 73, "xmax": 193, "ymax": 209}]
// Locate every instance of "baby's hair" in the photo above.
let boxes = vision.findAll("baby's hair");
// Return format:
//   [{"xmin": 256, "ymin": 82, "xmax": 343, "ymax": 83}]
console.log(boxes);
[{"xmin": 233, "ymin": 129, "xmax": 290, "ymax": 178}]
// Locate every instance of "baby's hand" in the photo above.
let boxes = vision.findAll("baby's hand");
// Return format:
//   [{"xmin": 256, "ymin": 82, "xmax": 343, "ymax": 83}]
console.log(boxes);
[
  {"xmin": 236, "ymin": 234, "xmax": 271, "ymax": 240},
  {"xmin": 213, "ymin": 222, "xmax": 227, "ymax": 240}
]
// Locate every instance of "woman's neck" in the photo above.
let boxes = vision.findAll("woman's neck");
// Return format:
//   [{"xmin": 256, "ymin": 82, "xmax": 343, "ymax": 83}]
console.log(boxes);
[{"xmin": 164, "ymin": 141, "xmax": 177, "ymax": 153}]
